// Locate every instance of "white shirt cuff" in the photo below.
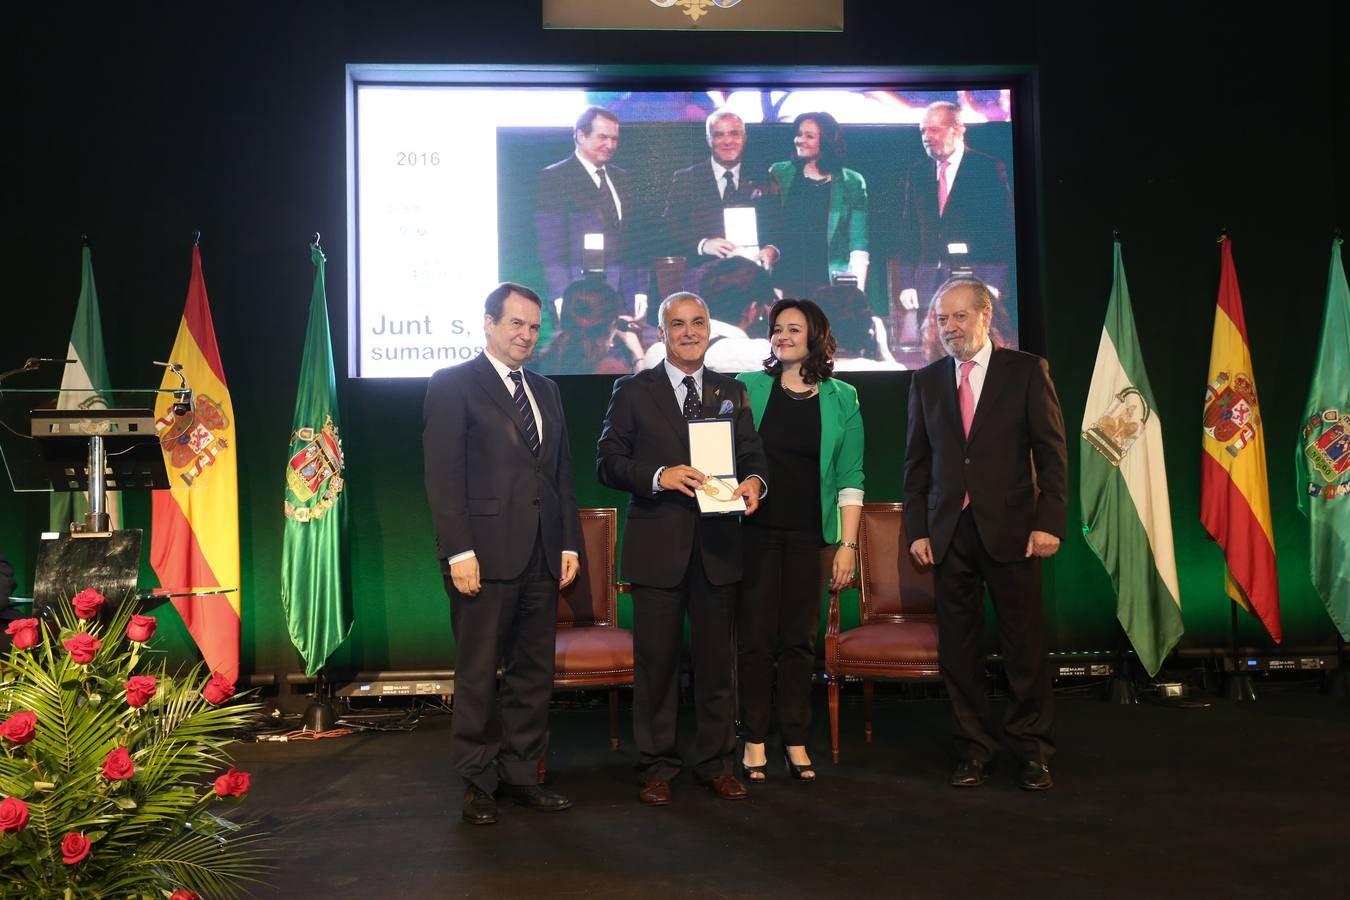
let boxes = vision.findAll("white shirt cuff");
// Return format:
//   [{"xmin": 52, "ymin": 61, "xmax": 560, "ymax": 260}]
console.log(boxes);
[{"xmin": 837, "ymin": 488, "xmax": 864, "ymax": 507}]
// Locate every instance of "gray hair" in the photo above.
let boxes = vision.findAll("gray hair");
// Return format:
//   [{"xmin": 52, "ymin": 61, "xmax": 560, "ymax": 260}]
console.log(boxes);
[
  {"xmin": 658, "ymin": 291, "xmax": 709, "ymax": 329},
  {"xmin": 926, "ymin": 100, "xmax": 964, "ymax": 125},
  {"xmin": 930, "ymin": 277, "xmax": 993, "ymax": 313},
  {"xmin": 705, "ymin": 109, "xmax": 744, "ymax": 145}
]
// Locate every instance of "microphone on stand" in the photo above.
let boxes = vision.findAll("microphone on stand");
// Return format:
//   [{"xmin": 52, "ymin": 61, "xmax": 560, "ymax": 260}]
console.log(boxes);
[
  {"xmin": 152, "ymin": 361, "xmax": 193, "ymax": 415},
  {"xmin": 0, "ymin": 357, "xmax": 75, "ymax": 385}
]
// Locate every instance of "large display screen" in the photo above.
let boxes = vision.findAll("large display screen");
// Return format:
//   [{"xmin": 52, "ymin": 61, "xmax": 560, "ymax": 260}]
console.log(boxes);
[{"xmin": 349, "ymin": 78, "xmax": 1020, "ymax": 377}]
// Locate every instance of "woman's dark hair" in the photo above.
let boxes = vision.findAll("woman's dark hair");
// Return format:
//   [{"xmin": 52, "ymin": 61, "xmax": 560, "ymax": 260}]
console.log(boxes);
[
  {"xmin": 761, "ymin": 298, "xmax": 836, "ymax": 384},
  {"xmin": 791, "ymin": 111, "xmax": 845, "ymax": 175}
]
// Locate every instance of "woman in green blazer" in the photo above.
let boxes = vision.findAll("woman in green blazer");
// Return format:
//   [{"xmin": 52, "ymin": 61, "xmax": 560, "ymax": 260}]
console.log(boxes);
[
  {"xmin": 767, "ymin": 111, "xmax": 870, "ymax": 299},
  {"xmin": 735, "ymin": 298, "xmax": 865, "ymax": 782}
]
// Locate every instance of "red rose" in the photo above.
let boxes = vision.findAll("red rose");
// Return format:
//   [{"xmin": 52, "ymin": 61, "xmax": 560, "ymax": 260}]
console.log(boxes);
[
  {"xmin": 5, "ymin": 618, "xmax": 40, "ymax": 650},
  {"xmin": 126, "ymin": 614, "xmax": 158, "ymax": 643},
  {"xmin": 0, "ymin": 711, "xmax": 37, "ymax": 745},
  {"xmin": 71, "ymin": 587, "xmax": 106, "ymax": 619},
  {"xmin": 213, "ymin": 767, "xmax": 251, "ymax": 799},
  {"xmin": 102, "ymin": 746, "xmax": 135, "ymax": 781},
  {"xmin": 63, "ymin": 632, "xmax": 102, "ymax": 665},
  {"xmin": 169, "ymin": 890, "xmax": 200, "ymax": 900},
  {"xmin": 61, "ymin": 831, "xmax": 91, "ymax": 865},
  {"xmin": 202, "ymin": 672, "xmax": 236, "ymax": 705},
  {"xmin": 0, "ymin": 796, "xmax": 29, "ymax": 834},
  {"xmin": 125, "ymin": 675, "xmax": 158, "ymax": 709}
]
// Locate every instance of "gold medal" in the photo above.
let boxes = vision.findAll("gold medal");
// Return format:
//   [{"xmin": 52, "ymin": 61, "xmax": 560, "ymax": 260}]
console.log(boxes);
[{"xmin": 701, "ymin": 477, "xmax": 737, "ymax": 501}]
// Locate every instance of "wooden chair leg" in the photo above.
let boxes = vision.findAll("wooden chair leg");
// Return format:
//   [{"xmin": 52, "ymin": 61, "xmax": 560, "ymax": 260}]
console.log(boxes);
[
  {"xmin": 608, "ymin": 688, "xmax": 620, "ymax": 751},
  {"xmin": 863, "ymin": 679, "xmax": 874, "ymax": 744},
  {"xmin": 829, "ymin": 677, "xmax": 841, "ymax": 764}
]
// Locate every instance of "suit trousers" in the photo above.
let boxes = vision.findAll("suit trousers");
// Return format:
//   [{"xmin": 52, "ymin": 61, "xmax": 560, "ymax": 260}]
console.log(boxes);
[
  {"xmin": 935, "ymin": 507, "xmax": 1055, "ymax": 764},
  {"xmin": 631, "ymin": 533, "xmax": 737, "ymax": 783},
  {"xmin": 736, "ymin": 524, "xmax": 827, "ymax": 746},
  {"xmin": 445, "ymin": 534, "xmax": 557, "ymax": 793}
]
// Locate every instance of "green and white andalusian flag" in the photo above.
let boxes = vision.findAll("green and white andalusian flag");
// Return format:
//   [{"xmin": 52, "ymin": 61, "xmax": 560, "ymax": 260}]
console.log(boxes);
[
  {"xmin": 1080, "ymin": 241, "xmax": 1183, "ymax": 677},
  {"xmin": 49, "ymin": 244, "xmax": 121, "ymax": 532}
]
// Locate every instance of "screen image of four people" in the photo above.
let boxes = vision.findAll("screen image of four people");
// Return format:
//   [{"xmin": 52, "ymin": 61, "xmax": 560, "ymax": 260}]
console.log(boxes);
[
  {"xmin": 424, "ymin": 265, "xmax": 1068, "ymax": 822},
  {"xmin": 530, "ymin": 99, "xmax": 1015, "ymax": 374}
]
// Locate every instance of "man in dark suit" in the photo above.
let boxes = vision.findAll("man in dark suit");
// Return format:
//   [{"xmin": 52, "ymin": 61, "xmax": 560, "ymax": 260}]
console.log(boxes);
[
  {"xmin": 535, "ymin": 106, "xmax": 641, "ymax": 310},
  {"xmin": 662, "ymin": 110, "xmax": 779, "ymax": 291},
  {"xmin": 423, "ymin": 282, "xmax": 582, "ymax": 825},
  {"xmin": 903, "ymin": 277, "xmax": 1067, "ymax": 791},
  {"xmin": 596, "ymin": 292, "xmax": 767, "ymax": 805},
  {"xmin": 896, "ymin": 102, "xmax": 1015, "ymax": 317}
]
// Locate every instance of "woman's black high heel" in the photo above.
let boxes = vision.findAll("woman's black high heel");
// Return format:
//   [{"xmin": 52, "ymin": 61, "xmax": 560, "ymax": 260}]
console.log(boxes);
[
  {"xmin": 741, "ymin": 743, "xmax": 768, "ymax": 783},
  {"xmin": 784, "ymin": 751, "xmax": 816, "ymax": 782}
]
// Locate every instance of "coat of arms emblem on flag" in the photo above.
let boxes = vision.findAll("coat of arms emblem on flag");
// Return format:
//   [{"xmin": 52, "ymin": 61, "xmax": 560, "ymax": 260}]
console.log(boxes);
[
  {"xmin": 284, "ymin": 415, "xmax": 345, "ymax": 522},
  {"xmin": 1202, "ymin": 371, "xmax": 1260, "ymax": 456},
  {"xmin": 1302, "ymin": 408, "xmax": 1350, "ymax": 500},
  {"xmin": 1083, "ymin": 386, "xmax": 1150, "ymax": 467},
  {"xmin": 156, "ymin": 393, "xmax": 231, "ymax": 486}
]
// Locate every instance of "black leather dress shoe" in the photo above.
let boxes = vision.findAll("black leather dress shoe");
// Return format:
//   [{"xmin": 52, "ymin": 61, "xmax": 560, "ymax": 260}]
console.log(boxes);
[
  {"xmin": 950, "ymin": 758, "xmax": 988, "ymax": 788},
  {"xmin": 1020, "ymin": 761, "xmax": 1053, "ymax": 791},
  {"xmin": 462, "ymin": 786, "xmax": 497, "ymax": 825},
  {"xmin": 498, "ymin": 783, "xmax": 573, "ymax": 811}
]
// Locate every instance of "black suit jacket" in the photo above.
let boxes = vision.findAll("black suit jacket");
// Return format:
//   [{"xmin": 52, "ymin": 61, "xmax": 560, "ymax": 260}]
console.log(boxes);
[
  {"xmin": 661, "ymin": 160, "xmax": 773, "ymax": 260},
  {"xmin": 897, "ymin": 147, "xmax": 1014, "ymax": 293},
  {"xmin": 423, "ymin": 352, "xmax": 582, "ymax": 580},
  {"xmin": 535, "ymin": 154, "xmax": 637, "ymax": 304},
  {"xmin": 596, "ymin": 363, "xmax": 767, "ymax": 588},
  {"xmin": 902, "ymin": 346, "xmax": 1067, "ymax": 564}
]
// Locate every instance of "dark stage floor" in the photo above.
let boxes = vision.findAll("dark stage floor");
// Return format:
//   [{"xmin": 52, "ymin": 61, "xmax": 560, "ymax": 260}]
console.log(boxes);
[{"xmin": 232, "ymin": 684, "xmax": 1349, "ymax": 899}]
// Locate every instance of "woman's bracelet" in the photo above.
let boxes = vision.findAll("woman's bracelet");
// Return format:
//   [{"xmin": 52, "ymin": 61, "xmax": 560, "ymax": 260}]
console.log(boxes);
[{"xmin": 838, "ymin": 540, "xmax": 859, "ymax": 551}]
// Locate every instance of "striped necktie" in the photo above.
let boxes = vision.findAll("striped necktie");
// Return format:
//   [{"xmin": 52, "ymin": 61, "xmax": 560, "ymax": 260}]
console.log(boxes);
[{"xmin": 508, "ymin": 370, "xmax": 540, "ymax": 455}]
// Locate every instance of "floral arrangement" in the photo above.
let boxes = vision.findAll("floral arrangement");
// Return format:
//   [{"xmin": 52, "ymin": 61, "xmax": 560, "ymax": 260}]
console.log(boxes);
[{"xmin": 0, "ymin": 588, "xmax": 266, "ymax": 898}]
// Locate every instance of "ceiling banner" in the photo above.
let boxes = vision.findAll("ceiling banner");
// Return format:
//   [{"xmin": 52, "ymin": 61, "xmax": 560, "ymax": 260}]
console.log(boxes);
[{"xmin": 542, "ymin": 0, "xmax": 844, "ymax": 31}]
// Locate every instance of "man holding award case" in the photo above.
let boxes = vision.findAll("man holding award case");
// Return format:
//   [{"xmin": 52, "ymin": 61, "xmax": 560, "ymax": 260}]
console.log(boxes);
[{"xmin": 596, "ymin": 292, "xmax": 767, "ymax": 806}]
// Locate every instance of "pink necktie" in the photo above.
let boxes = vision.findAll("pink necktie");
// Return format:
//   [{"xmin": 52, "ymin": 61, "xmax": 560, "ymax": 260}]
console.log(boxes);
[
  {"xmin": 937, "ymin": 159, "xmax": 950, "ymax": 216},
  {"xmin": 959, "ymin": 359, "xmax": 975, "ymax": 508}
]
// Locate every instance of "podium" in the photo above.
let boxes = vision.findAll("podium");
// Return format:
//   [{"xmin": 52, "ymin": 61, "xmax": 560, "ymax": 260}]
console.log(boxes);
[{"xmin": 1, "ymin": 383, "xmax": 174, "ymax": 614}]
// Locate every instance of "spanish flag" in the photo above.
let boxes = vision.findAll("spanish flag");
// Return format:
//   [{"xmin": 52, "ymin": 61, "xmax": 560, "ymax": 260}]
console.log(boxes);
[
  {"xmin": 149, "ymin": 245, "xmax": 241, "ymax": 680},
  {"xmin": 1200, "ymin": 237, "xmax": 1281, "ymax": 642}
]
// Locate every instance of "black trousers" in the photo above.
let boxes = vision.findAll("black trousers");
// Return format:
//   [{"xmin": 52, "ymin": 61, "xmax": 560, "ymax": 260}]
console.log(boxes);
[
  {"xmin": 935, "ymin": 507, "xmax": 1055, "ymax": 764},
  {"xmin": 444, "ymin": 536, "xmax": 557, "ymax": 793},
  {"xmin": 737, "ymin": 524, "xmax": 827, "ymax": 746},
  {"xmin": 631, "ymin": 544, "xmax": 737, "ymax": 783}
]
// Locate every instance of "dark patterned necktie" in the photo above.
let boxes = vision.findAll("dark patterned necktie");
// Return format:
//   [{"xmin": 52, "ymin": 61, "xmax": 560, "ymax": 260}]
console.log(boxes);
[
  {"xmin": 595, "ymin": 167, "xmax": 620, "ymax": 225},
  {"xmin": 508, "ymin": 371, "xmax": 540, "ymax": 454},
  {"xmin": 722, "ymin": 169, "xmax": 736, "ymax": 203},
  {"xmin": 682, "ymin": 375, "xmax": 701, "ymax": 420}
]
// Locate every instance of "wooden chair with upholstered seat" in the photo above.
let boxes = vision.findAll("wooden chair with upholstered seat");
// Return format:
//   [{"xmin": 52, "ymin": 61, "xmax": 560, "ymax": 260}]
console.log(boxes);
[
  {"xmin": 824, "ymin": 502, "xmax": 941, "ymax": 763},
  {"xmin": 538, "ymin": 507, "xmax": 633, "ymax": 782}
]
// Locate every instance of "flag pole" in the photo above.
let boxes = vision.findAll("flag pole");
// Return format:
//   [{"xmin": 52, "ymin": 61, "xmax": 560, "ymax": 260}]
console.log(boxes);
[{"xmin": 1225, "ymin": 595, "xmax": 1257, "ymax": 701}]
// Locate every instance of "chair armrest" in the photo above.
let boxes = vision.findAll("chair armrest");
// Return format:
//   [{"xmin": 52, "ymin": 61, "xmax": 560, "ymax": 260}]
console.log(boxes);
[{"xmin": 825, "ymin": 589, "xmax": 842, "ymax": 638}]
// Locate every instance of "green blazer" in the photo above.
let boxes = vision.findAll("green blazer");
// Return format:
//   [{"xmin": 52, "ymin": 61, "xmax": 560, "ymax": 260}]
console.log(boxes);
[
  {"xmin": 737, "ymin": 370, "xmax": 865, "ymax": 543},
  {"xmin": 767, "ymin": 161, "xmax": 869, "ymax": 276}
]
